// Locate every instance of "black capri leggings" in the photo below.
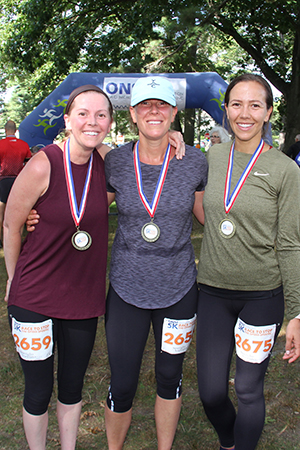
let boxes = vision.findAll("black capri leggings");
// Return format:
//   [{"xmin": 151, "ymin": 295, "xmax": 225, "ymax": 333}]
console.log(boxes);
[
  {"xmin": 105, "ymin": 282, "xmax": 198, "ymax": 413},
  {"xmin": 196, "ymin": 285, "xmax": 284, "ymax": 450},
  {"xmin": 8, "ymin": 305, "xmax": 98, "ymax": 416}
]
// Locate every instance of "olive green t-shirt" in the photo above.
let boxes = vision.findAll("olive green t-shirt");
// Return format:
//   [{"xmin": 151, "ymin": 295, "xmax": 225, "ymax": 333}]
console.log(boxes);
[{"xmin": 198, "ymin": 142, "xmax": 300, "ymax": 320}]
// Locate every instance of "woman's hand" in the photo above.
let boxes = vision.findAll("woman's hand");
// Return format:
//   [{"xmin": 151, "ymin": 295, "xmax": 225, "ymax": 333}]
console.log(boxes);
[
  {"xmin": 168, "ymin": 130, "xmax": 185, "ymax": 159},
  {"xmin": 283, "ymin": 318, "xmax": 300, "ymax": 363},
  {"xmin": 26, "ymin": 209, "xmax": 40, "ymax": 232}
]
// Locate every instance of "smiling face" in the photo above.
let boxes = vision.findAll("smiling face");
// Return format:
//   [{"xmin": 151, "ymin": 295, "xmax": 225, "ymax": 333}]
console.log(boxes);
[
  {"xmin": 130, "ymin": 99, "xmax": 178, "ymax": 142},
  {"xmin": 225, "ymin": 81, "xmax": 272, "ymax": 148},
  {"xmin": 64, "ymin": 91, "xmax": 112, "ymax": 153}
]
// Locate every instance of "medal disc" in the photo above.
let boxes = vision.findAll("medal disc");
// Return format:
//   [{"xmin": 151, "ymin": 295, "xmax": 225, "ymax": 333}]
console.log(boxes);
[
  {"xmin": 72, "ymin": 230, "xmax": 92, "ymax": 250},
  {"xmin": 141, "ymin": 222, "xmax": 160, "ymax": 242},
  {"xmin": 219, "ymin": 219, "xmax": 236, "ymax": 239}
]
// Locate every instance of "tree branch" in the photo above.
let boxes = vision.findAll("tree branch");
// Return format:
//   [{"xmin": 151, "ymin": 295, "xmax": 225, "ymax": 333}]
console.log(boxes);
[{"xmin": 211, "ymin": 17, "xmax": 288, "ymax": 96}]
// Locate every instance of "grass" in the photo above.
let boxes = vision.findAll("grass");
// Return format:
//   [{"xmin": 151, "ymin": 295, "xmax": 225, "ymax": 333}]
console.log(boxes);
[{"xmin": 0, "ymin": 215, "xmax": 300, "ymax": 449}]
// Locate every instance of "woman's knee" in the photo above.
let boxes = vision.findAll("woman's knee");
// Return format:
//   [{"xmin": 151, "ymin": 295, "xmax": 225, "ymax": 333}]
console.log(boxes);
[
  {"xmin": 156, "ymin": 370, "xmax": 183, "ymax": 400},
  {"xmin": 235, "ymin": 359, "xmax": 266, "ymax": 405},
  {"xmin": 235, "ymin": 375, "xmax": 264, "ymax": 405},
  {"xmin": 58, "ymin": 380, "xmax": 84, "ymax": 405},
  {"xmin": 24, "ymin": 382, "xmax": 53, "ymax": 415},
  {"xmin": 198, "ymin": 375, "xmax": 229, "ymax": 409},
  {"xmin": 200, "ymin": 389, "xmax": 229, "ymax": 409},
  {"xmin": 106, "ymin": 382, "xmax": 137, "ymax": 413}
]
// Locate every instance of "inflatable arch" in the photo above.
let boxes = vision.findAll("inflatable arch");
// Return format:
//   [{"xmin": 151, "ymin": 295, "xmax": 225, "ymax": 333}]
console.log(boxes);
[{"xmin": 19, "ymin": 72, "xmax": 228, "ymax": 148}]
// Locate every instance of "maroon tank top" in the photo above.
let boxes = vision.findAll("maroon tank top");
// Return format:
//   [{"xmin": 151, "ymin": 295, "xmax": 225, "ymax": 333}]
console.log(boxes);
[{"xmin": 8, "ymin": 144, "xmax": 108, "ymax": 319}]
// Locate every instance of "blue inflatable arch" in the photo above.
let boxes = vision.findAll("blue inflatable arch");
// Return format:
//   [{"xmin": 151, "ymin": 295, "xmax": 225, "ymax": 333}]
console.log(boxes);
[{"xmin": 19, "ymin": 72, "xmax": 228, "ymax": 148}]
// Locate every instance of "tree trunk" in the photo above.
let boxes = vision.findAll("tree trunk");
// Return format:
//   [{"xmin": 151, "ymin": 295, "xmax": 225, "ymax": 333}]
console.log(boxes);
[
  {"xmin": 184, "ymin": 109, "xmax": 195, "ymax": 146},
  {"xmin": 282, "ymin": 87, "xmax": 300, "ymax": 153},
  {"xmin": 173, "ymin": 113, "xmax": 183, "ymax": 134},
  {"xmin": 281, "ymin": 29, "xmax": 300, "ymax": 153}
]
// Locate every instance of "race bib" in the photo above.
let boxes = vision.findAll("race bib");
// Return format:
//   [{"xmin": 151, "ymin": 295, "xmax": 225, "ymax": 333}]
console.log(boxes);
[
  {"xmin": 12, "ymin": 318, "xmax": 53, "ymax": 361},
  {"xmin": 234, "ymin": 317, "xmax": 276, "ymax": 364},
  {"xmin": 161, "ymin": 314, "xmax": 196, "ymax": 355}
]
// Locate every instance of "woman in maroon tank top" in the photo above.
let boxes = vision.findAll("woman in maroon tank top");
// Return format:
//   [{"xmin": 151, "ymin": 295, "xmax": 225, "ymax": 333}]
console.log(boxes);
[{"xmin": 3, "ymin": 85, "xmax": 113, "ymax": 450}]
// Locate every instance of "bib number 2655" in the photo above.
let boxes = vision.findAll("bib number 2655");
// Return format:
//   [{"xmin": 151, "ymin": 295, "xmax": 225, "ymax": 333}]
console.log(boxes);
[{"xmin": 161, "ymin": 314, "xmax": 196, "ymax": 355}]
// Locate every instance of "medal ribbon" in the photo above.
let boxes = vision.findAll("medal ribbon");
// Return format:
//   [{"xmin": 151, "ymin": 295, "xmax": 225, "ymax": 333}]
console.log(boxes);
[
  {"xmin": 63, "ymin": 139, "xmax": 93, "ymax": 227},
  {"xmin": 134, "ymin": 141, "xmax": 171, "ymax": 218},
  {"xmin": 224, "ymin": 139, "xmax": 264, "ymax": 214}
]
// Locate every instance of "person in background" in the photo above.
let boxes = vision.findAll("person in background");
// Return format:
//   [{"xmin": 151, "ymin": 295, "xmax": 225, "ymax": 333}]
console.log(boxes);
[
  {"xmin": 30, "ymin": 145, "xmax": 41, "ymax": 156},
  {"xmin": 104, "ymin": 76, "xmax": 207, "ymax": 450},
  {"xmin": 197, "ymin": 74, "xmax": 300, "ymax": 450},
  {"xmin": 286, "ymin": 133, "xmax": 300, "ymax": 161},
  {"xmin": 4, "ymin": 85, "xmax": 112, "ymax": 450},
  {"xmin": 0, "ymin": 120, "xmax": 31, "ymax": 247},
  {"xmin": 209, "ymin": 125, "xmax": 231, "ymax": 146}
]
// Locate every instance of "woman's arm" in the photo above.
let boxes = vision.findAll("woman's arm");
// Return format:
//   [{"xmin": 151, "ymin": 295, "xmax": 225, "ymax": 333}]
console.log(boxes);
[
  {"xmin": 283, "ymin": 318, "xmax": 300, "ymax": 363},
  {"xmin": 107, "ymin": 192, "xmax": 115, "ymax": 206},
  {"xmin": 168, "ymin": 130, "xmax": 185, "ymax": 159},
  {"xmin": 4, "ymin": 152, "xmax": 50, "ymax": 301},
  {"xmin": 276, "ymin": 161, "xmax": 300, "ymax": 362},
  {"xmin": 97, "ymin": 143, "xmax": 112, "ymax": 160},
  {"xmin": 193, "ymin": 191, "xmax": 205, "ymax": 225}
]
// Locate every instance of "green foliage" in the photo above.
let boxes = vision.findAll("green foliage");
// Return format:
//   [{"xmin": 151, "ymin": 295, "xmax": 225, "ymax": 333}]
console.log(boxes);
[
  {"xmin": 0, "ymin": 0, "xmax": 299, "ymax": 148},
  {"xmin": 1, "ymin": 84, "xmax": 37, "ymax": 128},
  {"xmin": 177, "ymin": 0, "xmax": 300, "ymax": 149},
  {"xmin": 1, "ymin": 1, "xmax": 161, "ymax": 91},
  {"xmin": 194, "ymin": 0, "xmax": 298, "ymax": 93}
]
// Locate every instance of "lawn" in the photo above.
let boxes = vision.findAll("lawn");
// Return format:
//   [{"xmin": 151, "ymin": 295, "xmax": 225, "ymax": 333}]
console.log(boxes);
[{"xmin": 0, "ymin": 215, "xmax": 299, "ymax": 449}]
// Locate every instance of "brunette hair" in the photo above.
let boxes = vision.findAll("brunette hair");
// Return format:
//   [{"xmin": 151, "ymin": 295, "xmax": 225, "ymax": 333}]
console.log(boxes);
[
  {"xmin": 65, "ymin": 84, "xmax": 113, "ymax": 119},
  {"xmin": 224, "ymin": 74, "xmax": 273, "ymax": 138}
]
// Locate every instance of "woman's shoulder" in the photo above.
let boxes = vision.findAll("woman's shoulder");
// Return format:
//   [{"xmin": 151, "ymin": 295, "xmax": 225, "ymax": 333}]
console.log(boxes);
[
  {"xmin": 184, "ymin": 144, "xmax": 208, "ymax": 161},
  {"xmin": 97, "ymin": 144, "xmax": 112, "ymax": 160},
  {"xmin": 105, "ymin": 142, "xmax": 135, "ymax": 161},
  {"xmin": 18, "ymin": 147, "xmax": 51, "ymax": 184},
  {"xmin": 41, "ymin": 143, "xmax": 61, "ymax": 155},
  {"xmin": 267, "ymin": 146, "xmax": 298, "ymax": 170},
  {"xmin": 179, "ymin": 145, "xmax": 208, "ymax": 180},
  {"xmin": 206, "ymin": 141, "xmax": 231, "ymax": 164},
  {"xmin": 209, "ymin": 141, "xmax": 232, "ymax": 153}
]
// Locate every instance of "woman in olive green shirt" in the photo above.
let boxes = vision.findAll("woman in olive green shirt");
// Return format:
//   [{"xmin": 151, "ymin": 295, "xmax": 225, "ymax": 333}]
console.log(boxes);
[{"xmin": 197, "ymin": 73, "xmax": 300, "ymax": 450}]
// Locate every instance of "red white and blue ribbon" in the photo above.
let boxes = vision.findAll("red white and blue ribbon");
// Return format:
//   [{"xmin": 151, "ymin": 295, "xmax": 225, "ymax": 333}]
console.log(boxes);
[
  {"xmin": 224, "ymin": 139, "xmax": 264, "ymax": 213},
  {"xmin": 133, "ymin": 141, "xmax": 171, "ymax": 218},
  {"xmin": 63, "ymin": 139, "xmax": 93, "ymax": 227}
]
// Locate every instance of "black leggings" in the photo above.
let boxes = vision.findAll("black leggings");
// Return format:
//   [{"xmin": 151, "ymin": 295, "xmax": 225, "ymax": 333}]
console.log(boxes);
[
  {"xmin": 105, "ymin": 283, "xmax": 198, "ymax": 413},
  {"xmin": 8, "ymin": 305, "xmax": 98, "ymax": 415},
  {"xmin": 196, "ymin": 285, "xmax": 284, "ymax": 450},
  {"xmin": 0, "ymin": 177, "xmax": 15, "ymax": 203}
]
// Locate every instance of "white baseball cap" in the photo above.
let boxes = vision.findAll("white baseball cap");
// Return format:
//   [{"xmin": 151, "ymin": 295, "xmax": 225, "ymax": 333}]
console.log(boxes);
[{"xmin": 130, "ymin": 76, "xmax": 176, "ymax": 107}]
